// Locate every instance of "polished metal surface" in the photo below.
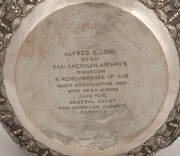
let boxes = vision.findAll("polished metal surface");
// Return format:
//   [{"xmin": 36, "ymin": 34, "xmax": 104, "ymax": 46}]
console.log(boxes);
[{"xmin": 0, "ymin": 0, "xmax": 180, "ymax": 156}]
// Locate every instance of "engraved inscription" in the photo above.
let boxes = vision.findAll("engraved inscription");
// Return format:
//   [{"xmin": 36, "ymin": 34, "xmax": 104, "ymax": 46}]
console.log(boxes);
[
  {"xmin": 0, "ymin": 0, "xmax": 178, "ymax": 155},
  {"xmin": 14, "ymin": 3, "xmax": 169, "ymax": 153},
  {"xmin": 52, "ymin": 49, "xmax": 128, "ymax": 114}
]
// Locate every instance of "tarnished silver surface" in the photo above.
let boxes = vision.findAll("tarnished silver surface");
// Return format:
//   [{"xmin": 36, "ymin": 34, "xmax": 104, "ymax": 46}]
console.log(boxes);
[{"xmin": 0, "ymin": 0, "xmax": 180, "ymax": 156}]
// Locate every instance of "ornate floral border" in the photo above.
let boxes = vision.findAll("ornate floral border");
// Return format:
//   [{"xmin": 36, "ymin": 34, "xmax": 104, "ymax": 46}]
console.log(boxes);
[{"xmin": 0, "ymin": 0, "xmax": 179, "ymax": 156}]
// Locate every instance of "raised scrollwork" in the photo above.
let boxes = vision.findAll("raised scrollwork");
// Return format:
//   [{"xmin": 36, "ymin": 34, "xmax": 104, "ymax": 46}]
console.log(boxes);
[{"xmin": 0, "ymin": 0, "xmax": 179, "ymax": 156}]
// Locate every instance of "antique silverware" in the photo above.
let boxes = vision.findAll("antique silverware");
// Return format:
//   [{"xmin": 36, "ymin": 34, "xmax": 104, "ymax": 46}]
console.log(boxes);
[{"xmin": 0, "ymin": 0, "xmax": 180, "ymax": 156}]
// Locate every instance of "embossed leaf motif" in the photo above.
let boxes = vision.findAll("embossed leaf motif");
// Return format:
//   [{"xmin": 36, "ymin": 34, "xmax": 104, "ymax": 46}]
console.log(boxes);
[
  {"xmin": 11, "ymin": 16, "xmax": 22, "ymax": 31},
  {"xmin": 0, "ymin": 33, "xmax": 5, "ymax": 49},
  {"xmin": 163, "ymin": 130, "xmax": 173, "ymax": 137},
  {"xmin": 166, "ymin": 24, "xmax": 179, "ymax": 39},
  {"xmin": 0, "ymin": 5, "xmax": 5, "ymax": 18},
  {"xmin": 18, "ymin": 135, "xmax": 30, "ymax": 142},
  {"xmin": 167, "ymin": 109, "xmax": 177, "ymax": 122},
  {"xmin": 176, "ymin": 22, "xmax": 180, "ymax": 32},
  {"xmin": 175, "ymin": 39, "xmax": 180, "ymax": 53},
  {"xmin": 4, "ymin": 101, "xmax": 14, "ymax": 113},
  {"xmin": 155, "ymin": 124, "xmax": 167, "ymax": 135},
  {"xmin": 155, "ymin": 0, "xmax": 166, "ymax": 8},
  {"xmin": 5, "ymin": 0, "xmax": 31, "ymax": 20},
  {"xmin": 1, "ymin": 122, "xmax": 20, "ymax": 144},
  {"xmin": 173, "ymin": 0, "xmax": 180, "ymax": 7},
  {"xmin": 128, "ymin": 145, "xmax": 143, "ymax": 155},
  {"xmin": 0, "ymin": 33, "xmax": 13, "ymax": 48},
  {"xmin": 177, "ymin": 104, "xmax": 180, "ymax": 112},
  {"xmin": 144, "ymin": 136, "xmax": 156, "ymax": 146},
  {"xmin": 174, "ymin": 105, "xmax": 180, "ymax": 122},
  {"xmin": 35, "ymin": 140, "xmax": 48, "ymax": 149},
  {"xmin": 22, "ymin": 129, "xmax": 34, "ymax": 140},
  {"xmin": 174, "ymin": 126, "xmax": 180, "ymax": 137},
  {"xmin": 155, "ymin": 8, "xmax": 168, "ymax": 24},
  {"xmin": 0, "ymin": 103, "xmax": 5, "ymax": 112},
  {"xmin": 0, "ymin": 83, "xmax": 7, "ymax": 98},
  {"xmin": 17, "ymin": 0, "xmax": 35, "ymax": 16},
  {"xmin": 138, "ymin": 0, "xmax": 156, "ymax": 9},
  {"xmin": 17, "ymin": 0, "xmax": 26, "ymax": 8},
  {"xmin": 6, "ymin": 3, "xmax": 21, "ymax": 21},
  {"xmin": 21, "ymin": 4, "xmax": 34, "ymax": 16},
  {"xmin": 163, "ymin": 4, "xmax": 173, "ymax": 13},
  {"xmin": 13, "ymin": 115, "xmax": 23, "ymax": 126},
  {"xmin": 0, "ymin": 48, "xmax": 5, "ymax": 66},
  {"xmin": 0, "ymin": 0, "xmax": 179, "ymax": 156}
]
